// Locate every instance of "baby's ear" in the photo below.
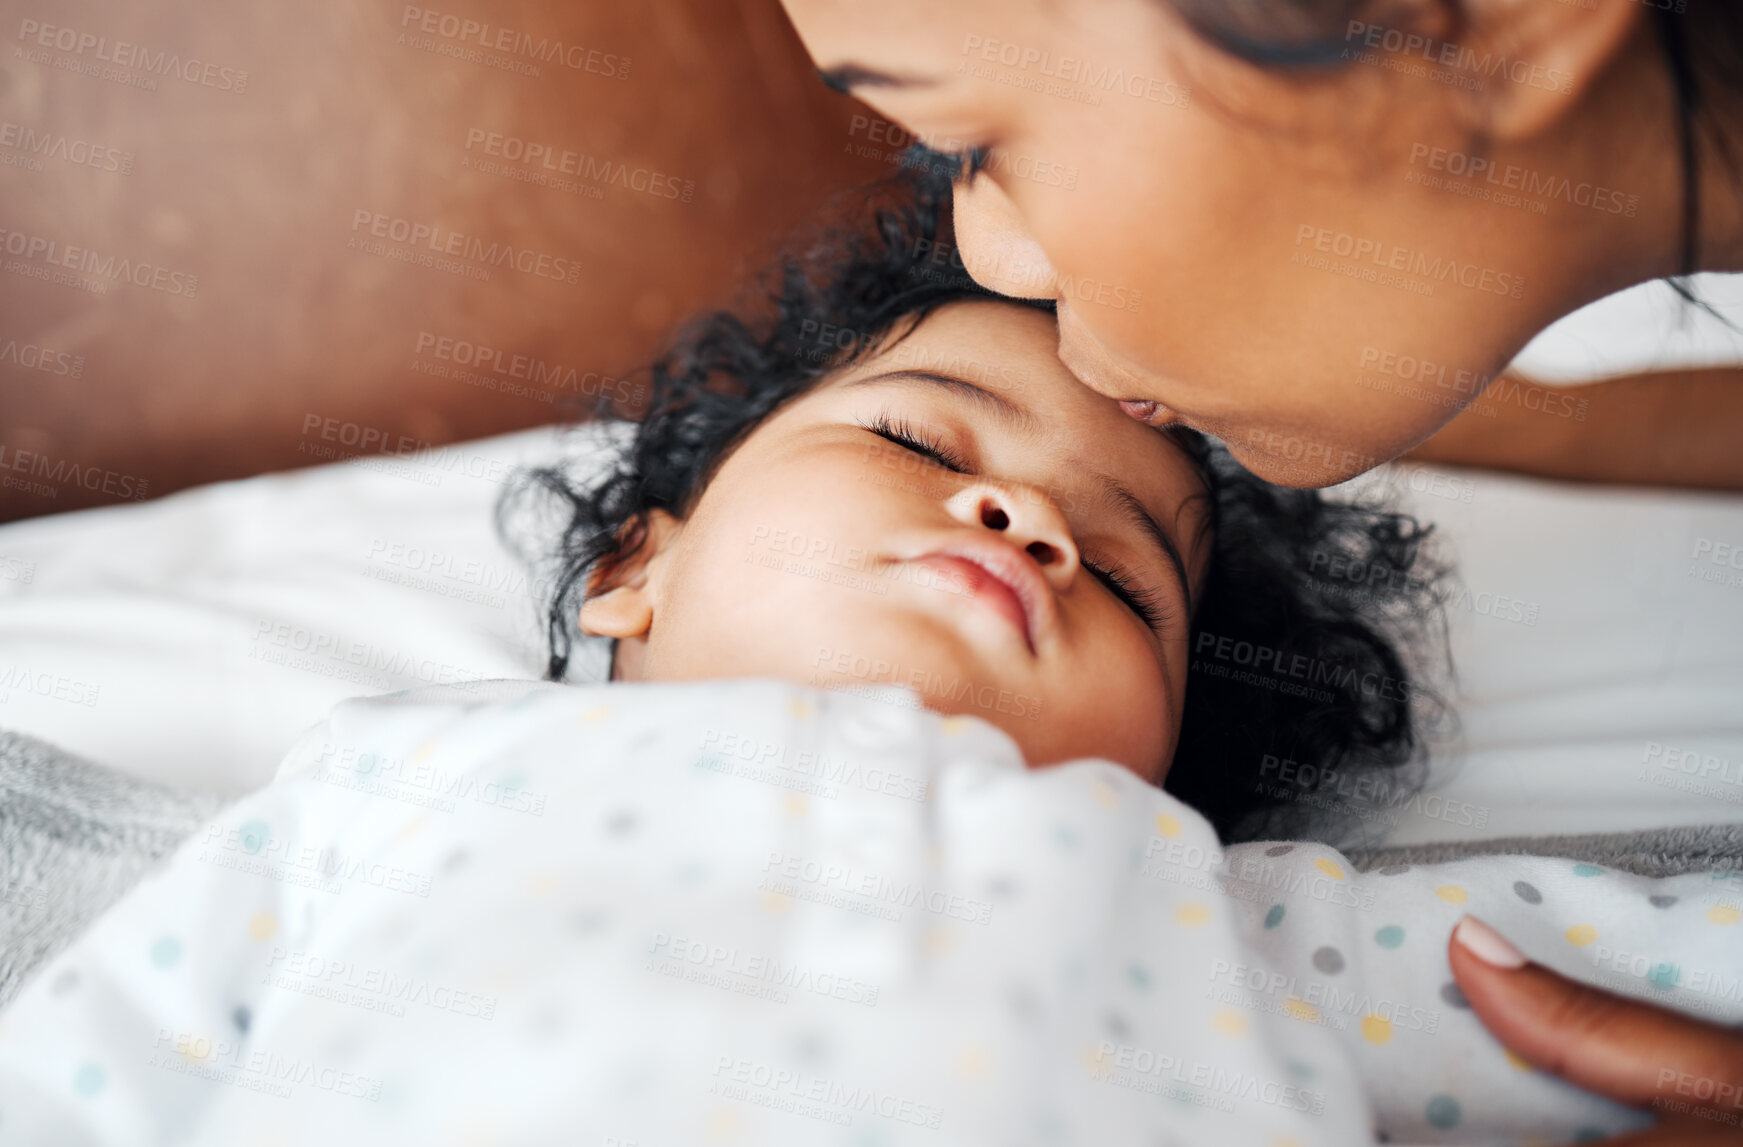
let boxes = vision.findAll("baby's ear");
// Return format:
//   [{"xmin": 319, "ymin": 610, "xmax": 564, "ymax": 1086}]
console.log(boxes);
[{"xmin": 578, "ymin": 510, "xmax": 682, "ymax": 639}]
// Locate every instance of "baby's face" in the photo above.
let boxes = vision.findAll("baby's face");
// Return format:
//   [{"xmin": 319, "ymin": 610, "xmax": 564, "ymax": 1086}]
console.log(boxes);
[{"xmin": 587, "ymin": 301, "xmax": 1211, "ymax": 782}]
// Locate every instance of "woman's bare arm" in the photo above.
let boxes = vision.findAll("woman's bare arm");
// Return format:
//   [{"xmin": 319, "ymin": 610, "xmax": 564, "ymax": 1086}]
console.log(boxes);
[{"xmin": 1406, "ymin": 367, "xmax": 1743, "ymax": 491}]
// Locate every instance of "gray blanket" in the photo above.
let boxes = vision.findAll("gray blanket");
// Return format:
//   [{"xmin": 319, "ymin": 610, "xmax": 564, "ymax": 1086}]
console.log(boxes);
[
  {"xmin": 0, "ymin": 728, "xmax": 1737, "ymax": 1009},
  {"xmin": 0, "ymin": 730, "xmax": 227, "ymax": 1008}
]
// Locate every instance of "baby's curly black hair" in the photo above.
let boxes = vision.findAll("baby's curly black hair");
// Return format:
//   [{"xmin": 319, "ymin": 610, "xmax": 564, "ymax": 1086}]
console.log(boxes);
[{"xmin": 500, "ymin": 167, "xmax": 1449, "ymax": 847}]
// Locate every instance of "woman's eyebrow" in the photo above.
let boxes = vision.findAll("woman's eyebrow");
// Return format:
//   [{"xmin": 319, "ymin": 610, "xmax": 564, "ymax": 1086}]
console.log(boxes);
[
  {"xmin": 846, "ymin": 369, "xmax": 1045, "ymax": 439},
  {"xmin": 816, "ymin": 65, "xmax": 941, "ymax": 94}
]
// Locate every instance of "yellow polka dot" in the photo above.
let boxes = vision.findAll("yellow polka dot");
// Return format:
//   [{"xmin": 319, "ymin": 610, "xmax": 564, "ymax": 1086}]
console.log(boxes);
[
  {"xmin": 1272, "ymin": 1138, "xmax": 1307, "ymax": 1147},
  {"xmin": 940, "ymin": 715, "xmax": 971, "ymax": 735},
  {"xmin": 1089, "ymin": 779, "xmax": 1119, "ymax": 809},
  {"xmin": 705, "ymin": 1106, "xmax": 740, "ymax": 1138},
  {"xmin": 760, "ymin": 890, "xmax": 792, "ymax": 914},
  {"xmin": 394, "ymin": 812, "xmax": 429, "ymax": 844},
  {"xmin": 1282, "ymin": 998, "xmax": 1319, "ymax": 1024},
  {"xmin": 1504, "ymin": 1048, "xmax": 1536, "ymax": 1072},
  {"xmin": 1360, "ymin": 1014, "xmax": 1394, "ymax": 1045},
  {"xmin": 180, "ymin": 1034, "xmax": 217, "ymax": 1062},
  {"xmin": 1708, "ymin": 905, "xmax": 1741, "ymax": 926},
  {"xmin": 1174, "ymin": 902, "xmax": 1211, "ymax": 928},
  {"xmin": 1565, "ymin": 924, "xmax": 1598, "ymax": 947},
  {"xmin": 1435, "ymin": 885, "xmax": 1469, "ymax": 904},
  {"xmin": 783, "ymin": 793, "xmax": 808, "ymax": 817},
  {"xmin": 1211, "ymin": 1008, "xmax": 1250, "ymax": 1037},
  {"xmin": 1156, "ymin": 812, "xmax": 1181, "ymax": 838},
  {"xmin": 957, "ymin": 1045, "xmax": 990, "ymax": 1079},
  {"xmin": 247, "ymin": 912, "xmax": 277, "ymax": 942},
  {"xmin": 581, "ymin": 706, "xmax": 612, "ymax": 724},
  {"xmin": 787, "ymin": 698, "xmax": 813, "ymax": 721},
  {"xmin": 1314, "ymin": 858, "xmax": 1345, "ymax": 881},
  {"xmin": 924, "ymin": 927, "xmax": 954, "ymax": 955},
  {"xmin": 1084, "ymin": 1043, "xmax": 1112, "ymax": 1070},
  {"xmin": 526, "ymin": 873, "xmax": 560, "ymax": 898},
  {"xmin": 411, "ymin": 740, "xmax": 436, "ymax": 762}
]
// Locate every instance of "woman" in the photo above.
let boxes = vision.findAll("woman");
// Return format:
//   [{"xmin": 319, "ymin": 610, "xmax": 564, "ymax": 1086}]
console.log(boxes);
[
  {"xmin": 783, "ymin": 0, "xmax": 1742, "ymax": 489},
  {"xmin": 776, "ymin": 1, "xmax": 1743, "ymax": 1142}
]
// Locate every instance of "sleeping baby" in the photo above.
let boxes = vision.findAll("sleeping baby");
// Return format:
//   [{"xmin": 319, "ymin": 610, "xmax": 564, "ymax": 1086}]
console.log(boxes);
[{"xmin": 0, "ymin": 181, "xmax": 1735, "ymax": 1146}]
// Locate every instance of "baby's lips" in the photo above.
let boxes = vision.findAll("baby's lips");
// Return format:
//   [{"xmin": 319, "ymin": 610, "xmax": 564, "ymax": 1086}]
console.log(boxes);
[{"xmin": 1120, "ymin": 400, "xmax": 1158, "ymax": 422}]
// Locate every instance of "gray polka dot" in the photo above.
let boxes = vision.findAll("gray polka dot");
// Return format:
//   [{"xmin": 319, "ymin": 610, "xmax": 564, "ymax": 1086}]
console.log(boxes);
[
  {"xmin": 1312, "ymin": 946, "xmax": 1345, "ymax": 975},
  {"xmin": 1378, "ymin": 864, "xmax": 1411, "ymax": 876},
  {"xmin": 1650, "ymin": 894, "xmax": 1679, "ymax": 909},
  {"xmin": 792, "ymin": 1029, "xmax": 830, "ymax": 1064},
  {"xmin": 1102, "ymin": 1011, "xmax": 1132, "ymax": 1040},
  {"xmin": 1513, "ymin": 881, "xmax": 1542, "ymax": 905},
  {"xmin": 1006, "ymin": 984, "xmax": 1041, "ymax": 1024},
  {"xmin": 440, "ymin": 848, "xmax": 470, "ymax": 876},
  {"xmin": 606, "ymin": 810, "xmax": 639, "ymax": 836},
  {"xmin": 1265, "ymin": 845, "xmax": 1294, "ymax": 857},
  {"xmin": 569, "ymin": 909, "xmax": 608, "ymax": 935},
  {"xmin": 232, "ymin": 1004, "xmax": 252, "ymax": 1033},
  {"xmin": 985, "ymin": 876, "xmax": 1020, "ymax": 900},
  {"xmin": 50, "ymin": 969, "xmax": 80, "ymax": 996},
  {"xmin": 1440, "ymin": 982, "xmax": 1469, "ymax": 1009}
]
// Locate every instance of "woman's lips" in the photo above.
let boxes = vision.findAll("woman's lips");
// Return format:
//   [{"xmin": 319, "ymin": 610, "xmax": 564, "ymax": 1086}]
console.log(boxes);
[{"xmin": 914, "ymin": 551, "xmax": 1038, "ymax": 654}]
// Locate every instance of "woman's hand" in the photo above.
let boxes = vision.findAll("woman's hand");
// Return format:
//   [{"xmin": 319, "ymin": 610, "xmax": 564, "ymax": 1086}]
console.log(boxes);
[{"xmin": 1449, "ymin": 915, "xmax": 1743, "ymax": 1144}]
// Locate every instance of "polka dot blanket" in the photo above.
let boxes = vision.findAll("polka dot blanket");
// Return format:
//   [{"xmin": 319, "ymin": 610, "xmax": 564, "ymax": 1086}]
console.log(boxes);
[{"xmin": 0, "ymin": 679, "xmax": 1735, "ymax": 1146}]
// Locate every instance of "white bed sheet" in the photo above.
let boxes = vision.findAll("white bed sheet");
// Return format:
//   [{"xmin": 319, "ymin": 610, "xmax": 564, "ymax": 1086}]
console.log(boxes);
[{"xmin": 0, "ymin": 422, "xmax": 1740, "ymax": 844}]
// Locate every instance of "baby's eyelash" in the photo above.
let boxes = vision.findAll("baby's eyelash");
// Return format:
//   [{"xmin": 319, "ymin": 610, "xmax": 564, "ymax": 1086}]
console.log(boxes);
[
  {"xmin": 861, "ymin": 413, "xmax": 972, "ymax": 473},
  {"xmin": 1083, "ymin": 556, "xmax": 1173, "ymax": 631},
  {"xmin": 861, "ymin": 413, "xmax": 1170, "ymax": 631}
]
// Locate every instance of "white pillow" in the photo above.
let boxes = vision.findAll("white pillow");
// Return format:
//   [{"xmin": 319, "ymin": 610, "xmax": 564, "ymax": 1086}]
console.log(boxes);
[
  {"xmin": 1, "ymin": 420, "xmax": 1740, "ymax": 845},
  {"xmin": 0, "ymin": 424, "xmax": 617, "ymax": 795}
]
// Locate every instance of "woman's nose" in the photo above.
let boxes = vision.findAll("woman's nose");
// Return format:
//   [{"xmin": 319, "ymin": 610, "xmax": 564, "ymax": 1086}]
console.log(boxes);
[
  {"xmin": 952, "ymin": 178, "xmax": 1057, "ymax": 300},
  {"xmin": 945, "ymin": 483, "xmax": 1080, "ymax": 592}
]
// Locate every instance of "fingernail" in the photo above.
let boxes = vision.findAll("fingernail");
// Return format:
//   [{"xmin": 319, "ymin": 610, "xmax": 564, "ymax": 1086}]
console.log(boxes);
[{"xmin": 1454, "ymin": 914, "xmax": 1527, "ymax": 969}]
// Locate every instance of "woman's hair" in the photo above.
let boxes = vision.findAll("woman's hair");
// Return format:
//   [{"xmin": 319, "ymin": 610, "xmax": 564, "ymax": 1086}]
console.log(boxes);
[
  {"xmin": 499, "ymin": 170, "xmax": 1448, "ymax": 846},
  {"xmin": 1167, "ymin": 0, "xmax": 1742, "ymax": 288}
]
